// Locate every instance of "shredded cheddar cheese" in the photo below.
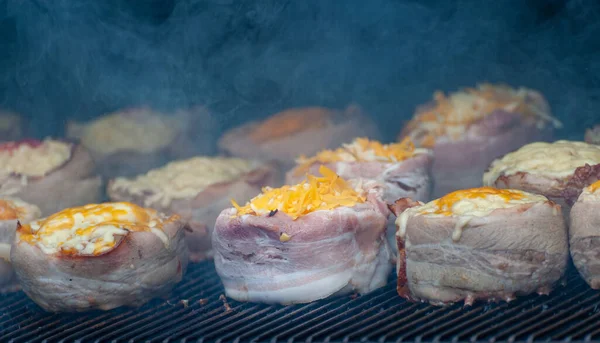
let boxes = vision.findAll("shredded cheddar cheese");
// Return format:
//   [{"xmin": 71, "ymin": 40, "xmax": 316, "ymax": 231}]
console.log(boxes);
[
  {"xmin": 294, "ymin": 137, "xmax": 428, "ymax": 175},
  {"xmin": 80, "ymin": 108, "xmax": 177, "ymax": 155},
  {"xmin": 483, "ymin": 140, "xmax": 600, "ymax": 184},
  {"xmin": 403, "ymin": 84, "xmax": 562, "ymax": 147},
  {"xmin": 111, "ymin": 157, "xmax": 257, "ymax": 207},
  {"xmin": 249, "ymin": 107, "xmax": 332, "ymax": 143},
  {"xmin": 0, "ymin": 139, "xmax": 72, "ymax": 177},
  {"xmin": 18, "ymin": 202, "xmax": 174, "ymax": 256},
  {"xmin": 279, "ymin": 233, "xmax": 291, "ymax": 242},
  {"xmin": 395, "ymin": 187, "xmax": 548, "ymax": 240},
  {"xmin": 232, "ymin": 165, "xmax": 365, "ymax": 220}
]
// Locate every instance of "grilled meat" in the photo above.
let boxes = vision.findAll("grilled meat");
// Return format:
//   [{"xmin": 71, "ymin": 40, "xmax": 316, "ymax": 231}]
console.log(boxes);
[
  {"xmin": 213, "ymin": 167, "xmax": 392, "ymax": 304},
  {"xmin": 390, "ymin": 187, "xmax": 568, "ymax": 306},
  {"xmin": 399, "ymin": 84, "xmax": 561, "ymax": 198},
  {"xmin": 11, "ymin": 202, "xmax": 188, "ymax": 312},
  {"xmin": 0, "ymin": 139, "xmax": 102, "ymax": 216}
]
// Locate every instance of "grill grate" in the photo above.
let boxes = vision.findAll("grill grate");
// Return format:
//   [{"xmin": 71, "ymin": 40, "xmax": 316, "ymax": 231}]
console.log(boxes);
[{"xmin": 1, "ymin": 261, "xmax": 599, "ymax": 343}]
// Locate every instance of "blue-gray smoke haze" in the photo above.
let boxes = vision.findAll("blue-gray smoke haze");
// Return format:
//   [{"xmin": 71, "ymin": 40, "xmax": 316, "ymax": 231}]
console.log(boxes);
[{"xmin": 0, "ymin": 0, "xmax": 598, "ymax": 140}]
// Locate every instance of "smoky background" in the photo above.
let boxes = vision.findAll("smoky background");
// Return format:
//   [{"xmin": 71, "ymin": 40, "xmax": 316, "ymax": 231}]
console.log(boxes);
[{"xmin": 0, "ymin": 0, "xmax": 597, "ymax": 141}]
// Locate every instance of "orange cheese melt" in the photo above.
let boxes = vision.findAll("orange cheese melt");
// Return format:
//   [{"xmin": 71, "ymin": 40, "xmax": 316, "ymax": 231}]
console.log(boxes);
[
  {"xmin": 294, "ymin": 137, "xmax": 425, "ymax": 175},
  {"xmin": 395, "ymin": 187, "xmax": 548, "ymax": 240},
  {"xmin": 403, "ymin": 84, "xmax": 561, "ymax": 147},
  {"xmin": 18, "ymin": 202, "xmax": 174, "ymax": 256},
  {"xmin": 249, "ymin": 107, "xmax": 331, "ymax": 143},
  {"xmin": 232, "ymin": 165, "xmax": 365, "ymax": 220},
  {"xmin": 588, "ymin": 180, "xmax": 600, "ymax": 193},
  {"xmin": 425, "ymin": 187, "xmax": 528, "ymax": 216}
]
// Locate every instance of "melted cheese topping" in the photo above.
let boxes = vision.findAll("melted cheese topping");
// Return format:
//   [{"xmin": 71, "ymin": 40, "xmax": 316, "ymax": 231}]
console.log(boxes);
[
  {"xmin": 232, "ymin": 165, "xmax": 365, "ymax": 220},
  {"xmin": 81, "ymin": 108, "xmax": 177, "ymax": 155},
  {"xmin": 580, "ymin": 180, "xmax": 600, "ymax": 202},
  {"xmin": 0, "ymin": 139, "xmax": 72, "ymax": 177},
  {"xmin": 418, "ymin": 187, "xmax": 546, "ymax": 217},
  {"xmin": 483, "ymin": 140, "xmax": 600, "ymax": 184},
  {"xmin": 404, "ymin": 84, "xmax": 561, "ymax": 147},
  {"xmin": 294, "ymin": 137, "xmax": 429, "ymax": 175},
  {"xmin": 589, "ymin": 180, "xmax": 600, "ymax": 193},
  {"xmin": 396, "ymin": 187, "xmax": 547, "ymax": 240},
  {"xmin": 18, "ymin": 202, "xmax": 173, "ymax": 256},
  {"xmin": 0, "ymin": 197, "xmax": 40, "ymax": 221},
  {"xmin": 248, "ymin": 107, "xmax": 332, "ymax": 143},
  {"xmin": 111, "ymin": 157, "xmax": 257, "ymax": 207}
]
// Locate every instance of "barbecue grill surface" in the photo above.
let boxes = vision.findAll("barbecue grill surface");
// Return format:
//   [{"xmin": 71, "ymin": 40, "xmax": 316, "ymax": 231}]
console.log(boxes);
[{"xmin": 1, "ymin": 261, "xmax": 599, "ymax": 343}]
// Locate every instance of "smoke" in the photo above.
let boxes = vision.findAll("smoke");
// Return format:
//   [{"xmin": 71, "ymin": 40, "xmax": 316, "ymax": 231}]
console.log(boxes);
[{"xmin": 0, "ymin": 0, "xmax": 598, "ymax": 139}]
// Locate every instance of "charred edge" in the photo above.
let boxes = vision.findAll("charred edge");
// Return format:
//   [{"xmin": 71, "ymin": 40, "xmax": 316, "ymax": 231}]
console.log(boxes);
[
  {"xmin": 177, "ymin": 260, "xmax": 182, "ymax": 276},
  {"xmin": 561, "ymin": 163, "xmax": 600, "ymax": 206},
  {"xmin": 387, "ymin": 203, "xmax": 397, "ymax": 216},
  {"xmin": 396, "ymin": 235, "xmax": 414, "ymax": 301},
  {"xmin": 219, "ymin": 294, "xmax": 232, "ymax": 312},
  {"xmin": 388, "ymin": 197, "xmax": 420, "ymax": 217},
  {"xmin": 268, "ymin": 209, "xmax": 278, "ymax": 217},
  {"xmin": 494, "ymin": 173, "xmax": 512, "ymax": 188}
]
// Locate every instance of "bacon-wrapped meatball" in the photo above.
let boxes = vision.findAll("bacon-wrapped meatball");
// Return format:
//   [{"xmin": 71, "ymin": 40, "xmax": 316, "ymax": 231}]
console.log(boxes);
[
  {"xmin": 10, "ymin": 202, "xmax": 189, "ymax": 312},
  {"xmin": 0, "ymin": 139, "xmax": 102, "ymax": 216},
  {"xmin": 213, "ymin": 166, "xmax": 392, "ymax": 304},
  {"xmin": 391, "ymin": 187, "xmax": 568, "ymax": 306},
  {"xmin": 399, "ymin": 83, "xmax": 562, "ymax": 198},
  {"xmin": 483, "ymin": 140, "xmax": 600, "ymax": 216},
  {"xmin": 218, "ymin": 105, "xmax": 381, "ymax": 173},
  {"xmin": 67, "ymin": 106, "xmax": 216, "ymax": 178}
]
